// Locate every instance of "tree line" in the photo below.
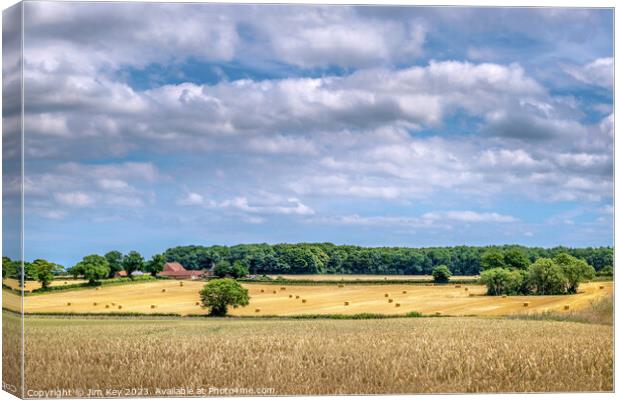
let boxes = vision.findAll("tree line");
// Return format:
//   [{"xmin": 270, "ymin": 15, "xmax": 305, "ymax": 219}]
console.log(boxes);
[{"xmin": 162, "ymin": 243, "xmax": 613, "ymax": 276}]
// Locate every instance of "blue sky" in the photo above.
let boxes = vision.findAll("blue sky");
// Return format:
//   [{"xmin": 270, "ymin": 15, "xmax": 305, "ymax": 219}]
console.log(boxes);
[{"xmin": 6, "ymin": 3, "xmax": 613, "ymax": 267}]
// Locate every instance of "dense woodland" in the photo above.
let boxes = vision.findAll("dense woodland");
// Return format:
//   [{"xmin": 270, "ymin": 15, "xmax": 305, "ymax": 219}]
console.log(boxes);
[{"xmin": 162, "ymin": 243, "xmax": 614, "ymax": 276}]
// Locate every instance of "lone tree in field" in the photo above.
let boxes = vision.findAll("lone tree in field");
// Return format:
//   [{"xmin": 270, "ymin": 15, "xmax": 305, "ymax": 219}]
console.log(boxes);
[
  {"xmin": 144, "ymin": 254, "xmax": 166, "ymax": 277},
  {"xmin": 72, "ymin": 255, "xmax": 110, "ymax": 284},
  {"xmin": 31, "ymin": 259, "xmax": 55, "ymax": 289},
  {"xmin": 432, "ymin": 265, "xmax": 452, "ymax": 283},
  {"xmin": 199, "ymin": 278, "xmax": 250, "ymax": 316},
  {"xmin": 122, "ymin": 251, "xmax": 144, "ymax": 278}
]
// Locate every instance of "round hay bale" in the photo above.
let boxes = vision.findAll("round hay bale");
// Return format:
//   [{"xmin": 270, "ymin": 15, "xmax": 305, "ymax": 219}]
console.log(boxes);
[
  {"xmin": 464, "ymin": 287, "xmax": 469, "ymax": 291},
  {"xmin": 384, "ymin": 293, "xmax": 389, "ymax": 297},
  {"xmin": 118, "ymin": 305, "xmax": 123, "ymax": 309},
  {"xmin": 93, "ymin": 302, "xmax": 98, "ymax": 306},
  {"xmin": 95, "ymin": 287, "xmax": 100, "ymax": 291},
  {"xmin": 255, "ymin": 308, "xmax": 261, "ymax": 313},
  {"xmin": 388, "ymin": 298, "xmax": 394, "ymax": 303},
  {"xmin": 272, "ymin": 290, "xmax": 277, "ymax": 294},
  {"xmin": 64, "ymin": 281, "xmax": 68, "ymax": 285},
  {"xmin": 111, "ymin": 302, "xmax": 115, "ymax": 306},
  {"xmin": 344, "ymin": 301, "xmax": 350, "ymax": 306},
  {"xmin": 67, "ymin": 302, "xmax": 71, "ymax": 306},
  {"xmin": 564, "ymin": 305, "xmax": 570, "ymax": 310},
  {"xmin": 501, "ymin": 295, "xmax": 507, "ymax": 298},
  {"xmin": 402, "ymin": 290, "xmax": 407, "ymax": 294},
  {"xmin": 179, "ymin": 282, "xmax": 184, "ymax": 287},
  {"xmin": 280, "ymin": 287, "xmax": 286, "ymax": 290},
  {"xmin": 151, "ymin": 304, "xmax": 157, "ymax": 309},
  {"xmin": 295, "ymin": 295, "xmax": 300, "ymax": 299},
  {"xmin": 105, "ymin": 305, "xmax": 110, "ymax": 309},
  {"xmin": 523, "ymin": 302, "xmax": 530, "ymax": 307},
  {"xmin": 338, "ymin": 284, "xmax": 344, "ymax": 288},
  {"xmin": 288, "ymin": 294, "xmax": 293, "ymax": 298},
  {"xmin": 195, "ymin": 301, "xmax": 200, "ymax": 306},
  {"xmin": 455, "ymin": 285, "xmax": 461, "ymax": 288},
  {"xmin": 395, "ymin": 303, "xmax": 401, "ymax": 307},
  {"xmin": 161, "ymin": 289, "xmax": 166, "ymax": 292},
  {"xmin": 302, "ymin": 299, "xmax": 307, "ymax": 303},
  {"xmin": 468, "ymin": 293, "xmax": 474, "ymax": 297},
  {"xmin": 260, "ymin": 289, "xmax": 265, "ymax": 293},
  {"xmin": 599, "ymin": 285, "xmax": 605, "ymax": 289},
  {"xmin": 435, "ymin": 311, "xmax": 442, "ymax": 316}
]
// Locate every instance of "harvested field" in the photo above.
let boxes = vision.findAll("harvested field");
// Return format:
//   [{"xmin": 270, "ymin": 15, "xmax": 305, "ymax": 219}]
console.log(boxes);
[
  {"xmin": 4, "ymin": 280, "xmax": 613, "ymax": 317},
  {"xmin": 3, "ymin": 278, "xmax": 88, "ymax": 292},
  {"xmin": 268, "ymin": 274, "xmax": 479, "ymax": 281},
  {"xmin": 16, "ymin": 312, "xmax": 612, "ymax": 394}
]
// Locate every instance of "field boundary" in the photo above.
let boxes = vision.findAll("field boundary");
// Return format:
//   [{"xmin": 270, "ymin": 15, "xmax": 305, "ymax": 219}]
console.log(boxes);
[{"xmin": 239, "ymin": 277, "xmax": 482, "ymax": 285}]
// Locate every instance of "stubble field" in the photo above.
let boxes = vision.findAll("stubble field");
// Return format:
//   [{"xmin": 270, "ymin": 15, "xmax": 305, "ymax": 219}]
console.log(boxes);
[
  {"xmin": 15, "ymin": 312, "xmax": 612, "ymax": 394},
  {"xmin": 5, "ymin": 280, "xmax": 613, "ymax": 317}
]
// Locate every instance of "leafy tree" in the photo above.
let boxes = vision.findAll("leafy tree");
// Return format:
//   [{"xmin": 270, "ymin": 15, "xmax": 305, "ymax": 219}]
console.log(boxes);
[
  {"xmin": 504, "ymin": 247, "xmax": 530, "ymax": 270},
  {"xmin": 598, "ymin": 265, "xmax": 613, "ymax": 277},
  {"xmin": 213, "ymin": 260, "xmax": 249, "ymax": 278},
  {"xmin": 104, "ymin": 251, "xmax": 124, "ymax": 278},
  {"xmin": 480, "ymin": 268, "xmax": 512, "ymax": 295},
  {"xmin": 122, "ymin": 251, "xmax": 144, "ymax": 278},
  {"xmin": 30, "ymin": 259, "xmax": 55, "ymax": 289},
  {"xmin": 527, "ymin": 258, "xmax": 567, "ymax": 295},
  {"xmin": 432, "ymin": 265, "xmax": 452, "ymax": 283},
  {"xmin": 199, "ymin": 278, "xmax": 250, "ymax": 316},
  {"xmin": 2, "ymin": 256, "xmax": 18, "ymax": 279},
  {"xmin": 480, "ymin": 249, "xmax": 506, "ymax": 270},
  {"xmin": 72, "ymin": 255, "xmax": 110, "ymax": 284},
  {"xmin": 144, "ymin": 254, "xmax": 166, "ymax": 277},
  {"xmin": 554, "ymin": 253, "xmax": 595, "ymax": 294}
]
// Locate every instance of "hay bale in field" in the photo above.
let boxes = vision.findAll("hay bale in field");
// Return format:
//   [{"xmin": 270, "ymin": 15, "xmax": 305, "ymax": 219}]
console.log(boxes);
[
  {"xmin": 338, "ymin": 284, "xmax": 344, "ymax": 288},
  {"xmin": 344, "ymin": 301, "xmax": 350, "ymax": 306},
  {"xmin": 599, "ymin": 285, "xmax": 605, "ymax": 289},
  {"xmin": 435, "ymin": 311, "xmax": 442, "ymax": 316},
  {"xmin": 105, "ymin": 305, "xmax": 110, "ymax": 309},
  {"xmin": 118, "ymin": 305, "xmax": 123, "ymax": 309},
  {"xmin": 523, "ymin": 302, "xmax": 530, "ymax": 307},
  {"xmin": 402, "ymin": 290, "xmax": 407, "ymax": 294},
  {"xmin": 395, "ymin": 303, "xmax": 401, "ymax": 307},
  {"xmin": 501, "ymin": 295, "xmax": 507, "ymax": 298},
  {"xmin": 179, "ymin": 282, "xmax": 183, "ymax": 287},
  {"xmin": 289, "ymin": 294, "xmax": 293, "ymax": 298},
  {"xmin": 255, "ymin": 308, "xmax": 261, "ymax": 313},
  {"xmin": 67, "ymin": 302, "xmax": 71, "ymax": 306},
  {"xmin": 302, "ymin": 299, "xmax": 307, "ymax": 303},
  {"xmin": 111, "ymin": 302, "xmax": 115, "ymax": 306},
  {"xmin": 95, "ymin": 287, "xmax": 100, "ymax": 291},
  {"xmin": 260, "ymin": 289, "xmax": 265, "ymax": 293},
  {"xmin": 564, "ymin": 305, "xmax": 570, "ymax": 310},
  {"xmin": 464, "ymin": 287, "xmax": 469, "ymax": 291},
  {"xmin": 455, "ymin": 285, "xmax": 461, "ymax": 288},
  {"xmin": 272, "ymin": 290, "xmax": 277, "ymax": 294},
  {"xmin": 468, "ymin": 293, "xmax": 474, "ymax": 297},
  {"xmin": 295, "ymin": 295, "xmax": 300, "ymax": 299},
  {"xmin": 161, "ymin": 288, "xmax": 166, "ymax": 292},
  {"xmin": 151, "ymin": 304, "xmax": 157, "ymax": 309},
  {"xmin": 280, "ymin": 287, "xmax": 286, "ymax": 290},
  {"xmin": 195, "ymin": 301, "xmax": 200, "ymax": 306},
  {"xmin": 64, "ymin": 281, "xmax": 68, "ymax": 284},
  {"xmin": 388, "ymin": 298, "xmax": 394, "ymax": 303},
  {"xmin": 384, "ymin": 293, "xmax": 389, "ymax": 297},
  {"xmin": 93, "ymin": 302, "xmax": 98, "ymax": 306}
]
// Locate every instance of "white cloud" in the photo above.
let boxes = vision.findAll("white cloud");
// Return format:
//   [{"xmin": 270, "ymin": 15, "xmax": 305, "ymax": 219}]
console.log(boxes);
[
  {"xmin": 54, "ymin": 192, "xmax": 95, "ymax": 207},
  {"xmin": 177, "ymin": 192, "xmax": 205, "ymax": 206},
  {"xmin": 421, "ymin": 210, "xmax": 517, "ymax": 223},
  {"xmin": 564, "ymin": 57, "xmax": 613, "ymax": 89}
]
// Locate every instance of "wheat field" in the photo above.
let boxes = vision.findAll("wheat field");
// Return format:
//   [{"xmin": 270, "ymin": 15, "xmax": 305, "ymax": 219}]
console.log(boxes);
[
  {"xmin": 5, "ymin": 280, "xmax": 613, "ymax": 317},
  {"xmin": 14, "ymin": 312, "xmax": 611, "ymax": 394}
]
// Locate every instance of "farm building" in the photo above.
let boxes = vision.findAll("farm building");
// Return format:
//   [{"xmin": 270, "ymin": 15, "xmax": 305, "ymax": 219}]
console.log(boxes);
[
  {"xmin": 158, "ymin": 262, "xmax": 209, "ymax": 280},
  {"xmin": 114, "ymin": 270, "xmax": 147, "ymax": 278}
]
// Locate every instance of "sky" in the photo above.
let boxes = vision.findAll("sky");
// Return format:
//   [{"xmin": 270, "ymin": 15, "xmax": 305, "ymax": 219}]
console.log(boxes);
[{"xmin": 3, "ymin": 3, "xmax": 614, "ymax": 266}]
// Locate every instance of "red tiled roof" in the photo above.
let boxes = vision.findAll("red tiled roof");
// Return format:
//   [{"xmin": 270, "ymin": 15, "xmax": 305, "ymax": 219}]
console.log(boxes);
[{"xmin": 163, "ymin": 262, "xmax": 186, "ymax": 272}]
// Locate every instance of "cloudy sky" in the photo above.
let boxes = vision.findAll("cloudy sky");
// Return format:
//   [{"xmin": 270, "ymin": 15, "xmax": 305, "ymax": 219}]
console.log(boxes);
[{"xmin": 7, "ymin": 3, "xmax": 614, "ymax": 266}]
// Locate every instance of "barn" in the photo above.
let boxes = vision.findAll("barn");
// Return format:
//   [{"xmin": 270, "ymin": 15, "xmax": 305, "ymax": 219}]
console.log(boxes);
[{"xmin": 158, "ymin": 262, "xmax": 208, "ymax": 280}]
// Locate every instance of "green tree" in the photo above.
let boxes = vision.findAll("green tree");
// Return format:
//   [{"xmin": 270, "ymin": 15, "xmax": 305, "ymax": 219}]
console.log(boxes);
[
  {"xmin": 199, "ymin": 278, "xmax": 250, "ymax": 316},
  {"xmin": 480, "ymin": 268, "xmax": 511, "ymax": 295},
  {"xmin": 213, "ymin": 260, "xmax": 249, "ymax": 278},
  {"xmin": 598, "ymin": 265, "xmax": 613, "ymax": 277},
  {"xmin": 504, "ymin": 247, "xmax": 530, "ymax": 270},
  {"xmin": 144, "ymin": 254, "xmax": 166, "ymax": 277},
  {"xmin": 480, "ymin": 249, "xmax": 505, "ymax": 270},
  {"xmin": 554, "ymin": 253, "xmax": 595, "ymax": 294},
  {"xmin": 2, "ymin": 256, "xmax": 18, "ymax": 279},
  {"xmin": 122, "ymin": 251, "xmax": 144, "ymax": 279},
  {"xmin": 73, "ymin": 255, "xmax": 110, "ymax": 284},
  {"xmin": 104, "ymin": 251, "xmax": 124, "ymax": 278},
  {"xmin": 31, "ymin": 259, "xmax": 55, "ymax": 289},
  {"xmin": 432, "ymin": 265, "xmax": 452, "ymax": 283},
  {"xmin": 527, "ymin": 258, "xmax": 567, "ymax": 295}
]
